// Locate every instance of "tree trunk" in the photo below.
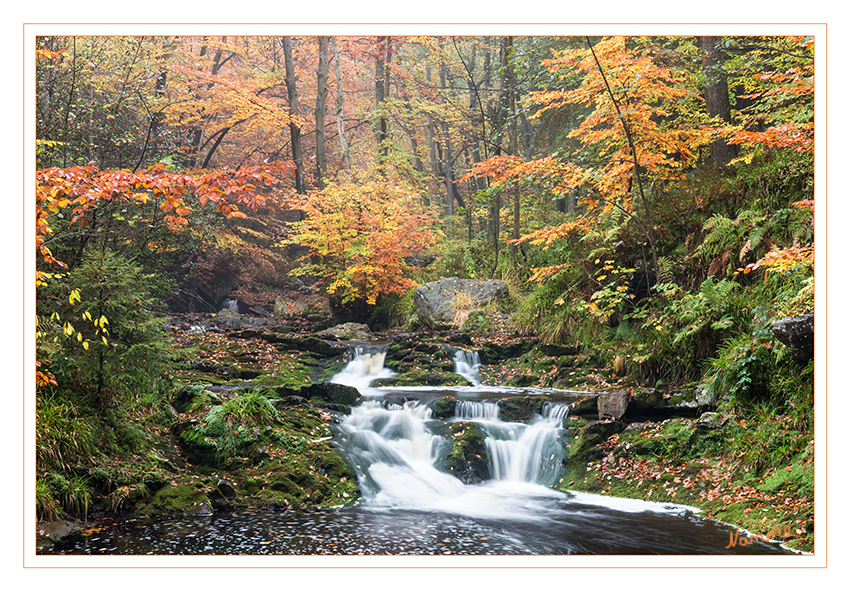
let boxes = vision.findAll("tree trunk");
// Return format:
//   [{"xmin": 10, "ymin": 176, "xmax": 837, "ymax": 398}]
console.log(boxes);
[
  {"xmin": 315, "ymin": 37, "xmax": 330, "ymax": 188},
  {"xmin": 332, "ymin": 37, "xmax": 352, "ymax": 169},
  {"xmin": 427, "ymin": 113, "xmax": 440, "ymax": 207},
  {"xmin": 439, "ymin": 49, "xmax": 455, "ymax": 222},
  {"xmin": 507, "ymin": 38, "xmax": 521, "ymax": 260},
  {"xmin": 374, "ymin": 36, "xmax": 391, "ymax": 164},
  {"xmin": 188, "ymin": 40, "xmax": 230, "ymax": 168},
  {"xmin": 282, "ymin": 37, "xmax": 306, "ymax": 194},
  {"xmin": 700, "ymin": 36, "xmax": 738, "ymax": 167},
  {"xmin": 489, "ymin": 36, "xmax": 513, "ymax": 277}
]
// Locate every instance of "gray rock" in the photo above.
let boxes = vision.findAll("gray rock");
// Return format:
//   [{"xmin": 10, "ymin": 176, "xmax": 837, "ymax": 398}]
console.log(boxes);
[
  {"xmin": 773, "ymin": 312, "xmax": 814, "ymax": 362},
  {"xmin": 413, "ymin": 277, "xmax": 510, "ymax": 329},
  {"xmin": 316, "ymin": 322, "xmax": 372, "ymax": 340},
  {"xmin": 598, "ymin": 391, "xmax": 630, "ymax": 420},
  {"xmin": 696, "ymin": 412, "xmax": 727, "ymax": 432}
]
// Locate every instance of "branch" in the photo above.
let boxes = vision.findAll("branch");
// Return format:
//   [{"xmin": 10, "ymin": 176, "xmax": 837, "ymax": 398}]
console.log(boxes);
[{"xmin": 585, "ymin": 36, "xmax": 659, "ymax": 278}]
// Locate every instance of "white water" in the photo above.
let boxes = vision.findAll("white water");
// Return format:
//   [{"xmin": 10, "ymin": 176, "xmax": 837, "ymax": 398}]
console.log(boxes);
[
  {"xmin": 220, "ymin": 298, "xmax": 239, "ymax": 312},
  {"xmin": 336, "ymin": 398, "xmax": 570, "ymax": 521},
  {"xmin": 452, "ymin": 399, "xmax": 569, "ymax": 488},
  {"xmin": 453, "ymin": 349, "xmax": 482, "ymax": 386},
  {"xmin": 331, "ymin": 344, "xmax": 695, "ymax": 522},
  {"xmin": 330, "ymin": 345, "xmax": 396, "ymax": 391}
]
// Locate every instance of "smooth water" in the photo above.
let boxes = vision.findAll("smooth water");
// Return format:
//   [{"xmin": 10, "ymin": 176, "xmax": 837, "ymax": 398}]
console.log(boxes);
[
  {"xmin": 41, "ymin": 343, "xmax": 796, "ymax": 556},
  {"xmin": 41, "ymin": 495, "xmax": 790, "ymax": 555}
]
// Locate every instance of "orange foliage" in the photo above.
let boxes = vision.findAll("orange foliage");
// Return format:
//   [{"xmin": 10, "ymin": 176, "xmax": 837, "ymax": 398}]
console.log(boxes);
[
  {"xmin": 530, "ymin": 36, "xmax": 711, "ymax": 210},
  {"xmin": 283, "ymin": 177, "xmax": 441, "ymax": 305},
  {"xmin": 36, "ymin": 161, "xmax": 294, "ymax": 274},
  {"xmin": 727, "ymin": 38, "xmax": 814, "ymax": 155}
]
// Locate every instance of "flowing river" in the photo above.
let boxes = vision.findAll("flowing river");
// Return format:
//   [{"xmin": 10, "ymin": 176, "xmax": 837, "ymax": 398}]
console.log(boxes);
[{"xmin": 42, "ymin": 343, "xmax": 796, "ymax": 555}]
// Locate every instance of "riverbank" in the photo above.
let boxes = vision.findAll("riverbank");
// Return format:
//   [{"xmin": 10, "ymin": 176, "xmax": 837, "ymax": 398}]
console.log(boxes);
[
  {"xmin": 559, "ymin": 408, "xmax": 814, "ymax": 553},
  {"xmin": 36, "ymin": 309, "xmax": 814, "ymax": 555}
]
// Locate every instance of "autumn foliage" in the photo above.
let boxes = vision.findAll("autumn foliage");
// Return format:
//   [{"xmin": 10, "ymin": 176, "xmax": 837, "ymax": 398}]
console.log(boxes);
[
  {"xmin": 282, "ymin": 176, "xmax": 441, "ymax": 307},
  {"xmin": 36, "ymin": 161, "xmax": 294, "ymax": 272}
]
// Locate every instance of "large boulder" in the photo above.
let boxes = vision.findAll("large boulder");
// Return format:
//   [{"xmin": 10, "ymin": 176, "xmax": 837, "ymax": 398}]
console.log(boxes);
[
  {"xmin": 773, "ymin": 312, "xmax": 814, "ymax": 362},
  {"xmin": 413, "ymin": 277, "xmax": 510, "ymax": 329},
  {"xmin": 316, "ymin": 322, "xmax": 372, "ymax": 340}
]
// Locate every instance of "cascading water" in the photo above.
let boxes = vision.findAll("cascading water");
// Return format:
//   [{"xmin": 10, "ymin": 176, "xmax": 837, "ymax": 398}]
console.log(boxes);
[
  {"xmin": 453, "ymin": 399, "xmax": 569, "ymax": 489},
  {"xmin": 453, "ymin": 348, "xmax": 482, "ymax": 386},
  {"xmin": 331, "ymin": 347, "xmax": 577, "ymax": 520},
  {"xmin": 219, "ymin": 298, "xmax": 239, "ymax": 312},
  {"xmin": 330, "ymin": 343, "xmax": 395, "ymax": 392}
]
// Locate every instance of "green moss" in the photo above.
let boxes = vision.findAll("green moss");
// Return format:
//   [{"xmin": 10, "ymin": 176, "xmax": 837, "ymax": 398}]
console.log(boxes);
[
  {"xmin": 758, "ymin": 445, "xmax": 814, "ymax": 498},
  {"xmin": 432, "ymin": 396, "xmax": 458, "ymax": 419},
  {"xmin": 146, "ymin": 483, "xmax": 209, "ymax": 515},
  {"xmin": 499, "ymin": 396, "xmax": 543, "ymax": 423},
  {"xmin": 373, "ymin": 370, "xmax": 467, "ymax": 387},
  {"xmin": 444, "ymin": 423, "xmax": 490, "ymax": 483}
]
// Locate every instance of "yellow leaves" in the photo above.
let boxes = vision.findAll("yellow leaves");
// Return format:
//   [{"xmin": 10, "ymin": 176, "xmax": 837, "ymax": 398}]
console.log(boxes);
[
  {"xmin": 286, "ymin": 175, "xmax": 440, "ymax": 304},
  {"xmin": 68, "ymin": 289, "xmax": 81, "ymax": 305}
]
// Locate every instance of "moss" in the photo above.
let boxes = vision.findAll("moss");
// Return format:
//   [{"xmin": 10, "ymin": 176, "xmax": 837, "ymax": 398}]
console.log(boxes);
[
  {"xmin": 498, "ymin": 396, "xmax": 543, "ymax": 423},
  {"xmin": 145, "ymin": 483, "xmax": 209, "ymax": 515},
  {"xmin": 758, "ymin": 445, "xmax": 814, "ymax": 498},
  {"xmin": 444, "ymin": 423, "xmax": 490, "ymax": 484},
  {"xmin": 373, "ymin": 370, "xmax": 467, "ymax": 387},
  {"xmin": 432, "ymin": 396, "xmax": 458, "ymax": 419},
  {"xmin": 559, "ymin": 417, "xmax": 814, "ymax": 553},
  {"xmin": 566, "ymin": 420, "xmax": 625, "ymax": 472}
]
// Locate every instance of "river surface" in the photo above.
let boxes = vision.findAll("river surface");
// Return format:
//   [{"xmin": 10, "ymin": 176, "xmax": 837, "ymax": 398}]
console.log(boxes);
[{"xmin": 41, "ymin": 344, "xmax": 796, "ymax": 556}]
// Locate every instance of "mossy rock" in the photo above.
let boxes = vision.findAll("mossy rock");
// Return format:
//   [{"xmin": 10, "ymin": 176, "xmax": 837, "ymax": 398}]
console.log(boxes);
[
  {"xmin": 444, "ymin": 423, "xmax": 491, "ymax": 484},
  {"xmin": 372, "ymin": 371, "xmax": 467, "ymax": 387},
  {"xmin": 499, "ymin": 396, "xmax": 544, "ymax": 423},
  {"xmin": 301, "ymin": 382, "xmax": 360, "ymax": 407},
  {"xmin": 145, "ymin": 483, "xmax": 210, "ymax": 515},
  {"xmin": 178, "ymin": 426, "xmax": 219, "ymax": 466},
  {"xmin": 432, "ymin": 396, "xmax": 458, "ymax": 419},
  {"xmin": 318, "ymin": 450, "xmax": 357, "ymax": 481},
  {"xmin": 172, "ymin": 385, "xmax": 223, "ymax": 414},
  {"xmin": 570, "ymin": 396, "xmax": 599, "ymax": 417},
  {"xmin": 567, "ymin": 419, "xmax": 626, "ymax": 469}
]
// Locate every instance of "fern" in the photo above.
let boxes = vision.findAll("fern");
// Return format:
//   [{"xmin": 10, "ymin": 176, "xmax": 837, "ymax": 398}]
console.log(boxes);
[
  {"xmin": 700, "ymin": 277, "xmax": 739, "ymax": 309},
  {"xmin": 656, "ymin": 256, "xmax": 676, "ymax": 284}
]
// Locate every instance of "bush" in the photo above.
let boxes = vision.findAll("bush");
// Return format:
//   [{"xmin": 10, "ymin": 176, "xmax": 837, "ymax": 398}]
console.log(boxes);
[{"xmin": 37, "ymin": 248, "xmax": 172, "ymax": 409}]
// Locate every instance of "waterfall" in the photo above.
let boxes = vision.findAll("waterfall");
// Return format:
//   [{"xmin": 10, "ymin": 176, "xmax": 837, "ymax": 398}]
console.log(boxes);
[
  {"xmin": 337, "ymin": 399, "xmax": 466, "ymax": 506},
  {"xmin": 542, "ymin": 401, "xmax": 571, "ymax": 423},
  {"xmin": 220, "ymin": 298, "xmax": 239, "ymax": 312},
  {"xmin": 330, "ymin": 344, "xmax": 395, "ymax": 392},
  {"xmin": 453, "ymin": 349, "xmax": 482, "ymax": 386},
  {"xmin": 454, "ymin": 400, "xmax": 499, "ymax": 421},
  {"xmin": 337, "ymin": 398, "xmax": 568, "ymax": 520},
  {"xmin": 483, "ymin": 416, "xmax": 566, "ymax": 488}
]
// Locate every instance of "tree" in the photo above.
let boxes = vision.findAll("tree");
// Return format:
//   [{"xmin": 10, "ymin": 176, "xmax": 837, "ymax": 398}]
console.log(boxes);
[
  {"xmin": 35, "ymin": 160, "xmax": 294, "ymax": 386},
  {"xmin": 332, "ymin": 37, "xmax": 352, "ymax": 169},
  {"xmin": 315, "ymin": 37, "xmax": 330, "ymax": 188},
  {"xmin": 469, "ymin": 37, "xmax": 712, "ymax": 281},
  {"xmin": 374, "ymin": 36, "xmax": 392, "ymax": 165},
  {"xmin": 725, "ymin": 36, "xmax": 814, "ymax": 156},
  {"xmin": 282, "ymin": 37, "xmax": 306, "ymax": 193},
  {"xmin": 701, "ymin": 36, "xmax": 738, "ymax": 166},
  {"xmin": 281, "ymin": 171, "xmax": 441, "ymax": 319}
]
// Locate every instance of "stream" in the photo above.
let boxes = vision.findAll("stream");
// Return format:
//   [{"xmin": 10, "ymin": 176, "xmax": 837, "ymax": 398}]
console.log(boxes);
[{"xmin": 42, "ymin": 343, "xmax": 795, "ymax": 555}]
